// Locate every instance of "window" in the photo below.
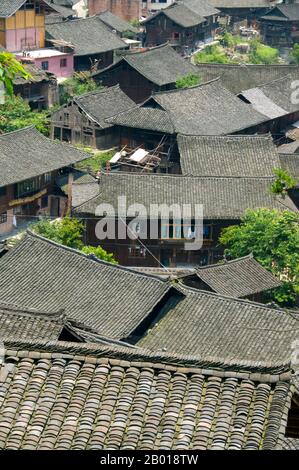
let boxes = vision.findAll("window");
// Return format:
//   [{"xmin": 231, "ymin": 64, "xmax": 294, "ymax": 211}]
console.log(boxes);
[
  {"xmin": 41, "ymin": 196, "xmax": 48, "ymax": 209},
  {"xmin": 41, "ymin": 61, "xmax": 49, "ymax": 71},
  {"xmin": 60, "ymin": 58, "xmax": 67, "ymax": 68},
  {"xmin": 173, "ymin": 32, "xmax": 180, "ymax": 39},
  {"xmin": 44, "ymin": 173, "xmax": 51, "ymax": 184},
  {"xmin": 161, "ymin": 221, "xmax": 213, "ymax": 241},
  {"xmin": 0, "ymin": 187, "xmax": 6, "ymax": 197},
  {"xmin": 0, "ymin": 213, "xmax": 7, "ymax": 225},
  {"xmin": 128, "ymin": 245, "xmax": 146, "ymax": 258},
  {"xmin": 15, "ymin": 178, "xmax": 41, "ymax": 199}
]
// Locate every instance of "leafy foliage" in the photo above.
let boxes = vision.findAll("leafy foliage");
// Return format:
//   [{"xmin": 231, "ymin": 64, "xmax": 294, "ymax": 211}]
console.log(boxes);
[
  {"xmin": 0, "ymin": 95, "xmax": 49, "ymax": 135},
  {"xmin": 32, "ymin": 216, "xmax": 84, "ymax": 250},
  {"xmin": 194, "ymin": 45, "xmax": 238, "ymax": 64},
  {"xmin": 75, "ymin": 146, "xmax": 114, "ymax": 175},
  {"xmin": 220, "ymin": 32, "xmax": 243, "ymax": 48},
  {"xmin": 289, "ymin": 43, "xmax": 299, "ymax": 64},
  {"xmin": 194, "ymin": 35, "xmax": 280, "ymax": 65},
  {"xmin": 248, "ymin": 39, "xmax": 279, "ymax": 64},
  {"xmin": 175, "ymin": 73, "xmax": 201, "ymax": 89},
  {"xmin": 31, "ymin": 216, "xmax": 117, "ymax": 263},
  {"xmin": 271, "ymin": 168, "xmax": 297, "ymax": 197},
  {"xmin": 0, "ymin": 52, "xmax": 30, "ymax": 97},
  {"xmin": 60, "ymin": 72, "xmax": 101, "ymax": 104},
  {"xmin": 219, "ymin": 208, "xmax": 299, "ymax": 306},
  {"xmin": 81, "ymin": 245, "xmax": 117, "ymax": 264}
]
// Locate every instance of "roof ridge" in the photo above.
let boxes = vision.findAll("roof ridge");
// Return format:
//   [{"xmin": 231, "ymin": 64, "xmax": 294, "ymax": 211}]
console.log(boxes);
[
  {"xmin": 196, "ymin": 253, "xmax": 254, "ymax": 270},
  {"xmin": 100, "ymin": 171, "xmax": 276, "ymax": 181},
  {"xmin": 0, "ymin": 301, "xmax": 66, "ymax": 319},
  {"xmin": 153, "ymin": 76, "xmax": 221, "ymax": 97},
  {"xmin": 0, "ymin": 125, "xmax": 36, "ymax": 138},
  {"xmin": 23, "ymin": 230, "xmax": 171, "ymax": 283},
  {"xmin": 2, "ymin": 338, "xmax": 293, "ymax": 376},
  {"xmin": 74, "ymin": 84, "xmax": 120, "ymax": 101},
  {"xmin": 177, "ymin": 132, "xmax": 272, "ymax": 140},
  {"xmin": 241, "ymin": 73, "xmax": 296, "ymax": 93},
  {"xmin": 176, "ymin": 283, "xmax": 299, "ymax": 319}
]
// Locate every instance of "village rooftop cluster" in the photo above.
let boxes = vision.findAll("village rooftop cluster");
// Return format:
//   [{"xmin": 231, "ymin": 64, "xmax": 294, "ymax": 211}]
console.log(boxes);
[{"xmin": 0, "ymin": 0, "xmax": 299, "ymax": 452}]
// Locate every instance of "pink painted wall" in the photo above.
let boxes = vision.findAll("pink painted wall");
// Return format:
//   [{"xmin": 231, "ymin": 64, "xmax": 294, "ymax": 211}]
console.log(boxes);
[
  {"xmin": 6, "ymin": 28, "xmax": 42, "ymax": 52},
  {"xmin": 34, "ymin": 54, "xmax": 74, "ymax": 78}
]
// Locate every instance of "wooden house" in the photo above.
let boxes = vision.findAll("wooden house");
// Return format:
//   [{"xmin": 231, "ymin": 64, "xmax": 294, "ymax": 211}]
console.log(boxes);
[
  {"xmin": 209, "ymin": 0, "xmax": 274, "ymax": 26},
  {"xmin": 0, "ymin": 126, "xmax": 88, "ymax": 237},
  {"xmin": 13, "ymin": 62, "xmax": 59, "ymax": 109},
  {"xmin": 143, "ymin": 0, "xmax": 219, "ymax": 53},
  {"xmin": 50, "ymin": 85, "xmax": 136, "ymax": 149},
  {"xmin": 194, "ymin": 62, "xmax": 299, "ymax": 95},
  {"xmin": 180, "ymin": 254, "xmax": 282, "ymax": 302},
  {"xmin": 0, "ymin": 0, "xmax": 59, "ymax": 52},
  {"xmin": 72, "ymin": 172, "xmax": 297, "ymax": 267},
  {"xmin": 260, "ymin": 3, "xmax": 299, "ymax": 47},
  {"xmin": 239, "ymin": 73, "xmax": 299, "ymax": 138},
  {"xmin": 46, "ymin": 15, "xmax": 128, "ymax": 71},
  {"xmin": 105, "ymin": 79, "xmax": 268, "ymax": 171},
  {"xmin": 96, "ymin": 10, "xmax": 139, "ymax": 38},
  {"xmin": 92, "ymin": 44, "xmax": 200, "ymax": 103}
]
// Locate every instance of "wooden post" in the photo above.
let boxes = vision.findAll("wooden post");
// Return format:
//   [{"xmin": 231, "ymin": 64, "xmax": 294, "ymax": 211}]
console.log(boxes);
[{"xmin": 67, "ymin": 171, "xmax": 74, "ymax": 215}]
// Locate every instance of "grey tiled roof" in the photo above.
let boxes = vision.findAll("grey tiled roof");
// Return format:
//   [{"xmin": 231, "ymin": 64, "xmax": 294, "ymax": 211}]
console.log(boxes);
[
  {"xmin": 177, "ymin": 134, "xmax": 280, "ymax": 177},
  {"xmin": 72, "ymin": 179, "xmax": 100, "ymax": 208},
  {"xmin": 281, "ymin": 438, "xmax": 299, "ymax": 450},
  {"xmin": 107, "ymin": 106, "xmax": 175, "ymax": 133},
  {"xmin": 195, "ymin": 254, "xmax": 282, "ymax": 298},
  {"xmin": 153, "ymin": 79, "xmax": 266, "ymax": 135},
  {"xmin": 74, "ymin": 173, "xmax": 297, "ymax": 219},
  {"xmin": 131, "ymin": 267, "xmax": 196, "ymax": 280},
  {"xmin": 0, "ymin": 0, "xmax": 26, "ymax": 17},
  {"xmin": 278, "ymin": 141, "xmax": 299, "ymax": 155},
  {"xmin": 73, "ymin": 85, "xmax": 136, "ymax": 129},
  {"xmin": 261, "ymin": 4, "xmax": 299, "ymax": 21},
  {"xmin": 13, "ymin": 63, "xmax": 53, "ymax": 85},
  {"xmin": 0, "ymin": 232, "xmax": 171, "ymax": 340},
  {"xmin": 46, "ymin": 16, "xmax": 127, "ymax": 56},
  {"xmin": 0, "ymin": 339, "xmax": 293, "ymax": 450},
  {"xmin": 210, "ymin": 0, "xmax": 270, "ymax": 7},
  {"xmin": 56, "ymin": 170, "xmax": 96, "ymax": 196},
  {"xmin": 97, "ymin": 10, "xmax": 138, "ymax": 33},
  {"xmin": 109, "ymin": 79, "xmax": 267, "ymax": 135},
  {"xmin": 195, "ymin": 63, "xmax": 299, "ymax": 95},
  {"xmin": 240, "ymin": 74, "xmax": 299, "ymax": 119},
  {"xmin": 0, "ymin": 127, "xmax": 89, "ymax": 189},
  {"xmin": 43, "ymin": 0, "xmax": 73, "ymax": 17},
  {"xmin": 279, "ymin": 154, "xmax": 299, "ymax": 183},
  {"xmin": 144, "ymin": 0, "xmax": 219, "ymax": 28},
  {"xmin": 0, "ymin": 302, "xmax": 66, "ymax": 341},
  {"xmin": 94, "ymin": 44, "xmax": 199, "ymax": 87},
  {"xmin": 139, "ymin": 287, "xmax": 299, "ymax": 366}
]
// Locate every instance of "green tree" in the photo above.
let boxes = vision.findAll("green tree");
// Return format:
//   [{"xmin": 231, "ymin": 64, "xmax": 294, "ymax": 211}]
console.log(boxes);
[
  {"xmin": 60, "ymin": 72, "xmax": 100, "ymax": 104},
  {"xmin": 271, "ymin": 168, "xmax": 297, "ymax": 197},
  {"xmin": 220, "ymin": 31, "xmax": 244, "ymax": 48},
  {"xmin": 81, "ymin": 245, "xmax": 117, "ymax": 264},
  {"xmin": 175, "ymin": 73, "xmax": 201, "ymax": 89},
  {"xmin": 0, "ymin": 95, "xmax": 49, "ymax": 135},
  {"xmin": 290, "ymin": 43, "xmax": 299, "ymax": 64},
  {"xmin": 249, "ymin": 40, "xmax": 279, "ymax": 65},
  {"xmin": 0, "ymin": 52, "xmax": 30, "ymax": 97},
  {"xmin": 194, "ymin": 45, "xmax": 238, "ymax": 64},
  {"xmin": 31, "ymin": 216, "xmax": 117, "ymax": 263},
  {"xmin": 219, "ymin": 208, "xmax": 299, "ymax": 306}
]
